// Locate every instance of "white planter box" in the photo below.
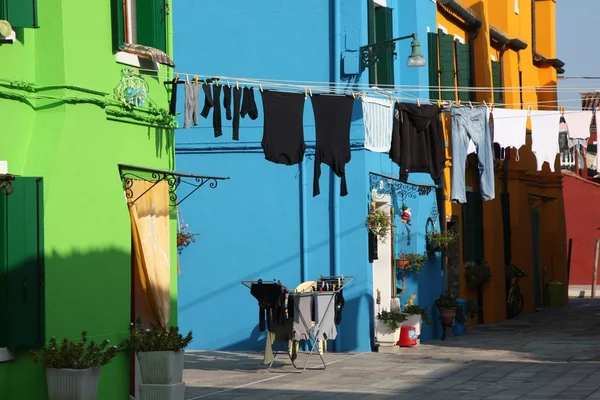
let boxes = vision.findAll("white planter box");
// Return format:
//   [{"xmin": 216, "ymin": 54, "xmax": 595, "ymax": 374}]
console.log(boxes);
[
  {"xmin": 403, "ymin": 314, "xmax": 422, "ymax": 337},
  {"xmin": 375, "ymin": 320, "xmax": 400, "ymax": 347},
  {"xmin": 139, "ymin": 382, "xmax": 185, "ymax": 400},
  {"xmin": 137, "ymin": 351, "xmax": 184, "ymax": 385},
  {"xmin": 46, "ymin": 367, "xmax": 100, "ymax": 400}
]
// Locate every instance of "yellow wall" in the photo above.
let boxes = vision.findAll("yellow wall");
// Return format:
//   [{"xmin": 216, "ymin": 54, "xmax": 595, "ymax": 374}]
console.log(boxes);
[{"xmin": 436, "ymin": 0, "xmax": 566, "ymax": 324}]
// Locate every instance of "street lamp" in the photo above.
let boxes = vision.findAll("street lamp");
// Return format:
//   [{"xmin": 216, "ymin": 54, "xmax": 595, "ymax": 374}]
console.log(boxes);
[{"xmin": 360, "ymin": 33, "xmax": 426, "ymax": 72}]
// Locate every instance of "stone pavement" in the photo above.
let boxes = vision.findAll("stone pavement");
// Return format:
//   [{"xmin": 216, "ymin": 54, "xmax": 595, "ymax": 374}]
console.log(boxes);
[{"xmin": 183, "ymin": 299, "xmax": 600, "ymax": 399}]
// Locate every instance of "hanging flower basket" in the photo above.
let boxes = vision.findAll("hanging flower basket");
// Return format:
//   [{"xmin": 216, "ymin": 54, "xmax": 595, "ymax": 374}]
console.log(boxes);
[
  {"xmin": 426, "ymin": 231, "xmax": 458, "ymax": 254},
  {"xmin": 176, "ymin": 207, "xmax": 198, "ymax": 254},
  {"xmin": 366, "ymin": 209, "xmax": 391, "ymax": 242},
  {"xmin": 395, "ymin": 252, "xmax": 427, "ymax": 274}
]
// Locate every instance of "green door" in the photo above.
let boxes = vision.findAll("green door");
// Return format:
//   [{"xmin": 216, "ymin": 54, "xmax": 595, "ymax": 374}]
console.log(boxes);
[{"xmin": 530, "ymin": 209, "xmax": 542, "ymax": 309}]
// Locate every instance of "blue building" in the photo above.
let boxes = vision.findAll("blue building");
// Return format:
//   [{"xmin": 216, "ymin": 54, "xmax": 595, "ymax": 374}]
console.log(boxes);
[{"xmin": 173, "ymin": 0, "xmax": 442, "ymax": 352}]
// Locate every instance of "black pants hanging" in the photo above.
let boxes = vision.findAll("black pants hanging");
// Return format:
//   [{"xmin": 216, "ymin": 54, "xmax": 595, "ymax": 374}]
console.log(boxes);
[{"xmin": 311, "ymin": 94, "xmax": 355, "ymax": 197}]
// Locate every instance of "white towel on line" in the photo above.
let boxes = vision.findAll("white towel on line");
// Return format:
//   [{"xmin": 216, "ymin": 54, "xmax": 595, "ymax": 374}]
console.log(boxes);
[
  {"xmin": 492, "ymin": 108, "xmax": 529, "ymax": 150},
  {"xmin": 530, "ymin": 110, "xmax": 561, "ymax": 172},
  {"xmin": 362, "ymin": 96, "xmax": 394, "ymax": 152},
  {"xmin": 564, "ymin": 111, "xmax": 592, "ymax": 140}
]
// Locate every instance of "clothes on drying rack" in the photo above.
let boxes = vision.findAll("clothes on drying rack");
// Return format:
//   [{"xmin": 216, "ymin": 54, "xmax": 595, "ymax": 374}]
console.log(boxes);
[
  {"xmin": 311, "ymin": 94, "xmax": 355, "ymax": 197},
  {"xmin": 335, "ymin": 289, "xmax": 345, "ymax": 325},
  {"xmin": 314, "ymin": 292, "xmax": 337, "ymax": 341},
  {"xmin": 390, "ymin": 102, "xmax": 445, "ymax": 185},
  {"xmin": 250, "ymin": 281, "xmax": 285, "ymax": 332},
  {"xmin": 290, "ymin": 293, "xmax": 313, "ymax": 341}
]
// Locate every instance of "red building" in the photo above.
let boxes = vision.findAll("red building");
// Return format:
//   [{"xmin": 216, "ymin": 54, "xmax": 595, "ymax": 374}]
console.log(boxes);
[{"xmin": 563, "ymin": 172, "xmax": 600, "ymax": 285}]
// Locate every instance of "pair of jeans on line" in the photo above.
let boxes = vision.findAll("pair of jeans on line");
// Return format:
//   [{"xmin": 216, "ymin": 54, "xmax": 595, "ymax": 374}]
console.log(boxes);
[{"xmin": 450, "ymin": 106, "xmax": 495, "ymax": 204}]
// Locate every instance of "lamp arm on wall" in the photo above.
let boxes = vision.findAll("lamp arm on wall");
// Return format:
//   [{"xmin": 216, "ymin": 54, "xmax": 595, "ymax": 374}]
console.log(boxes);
[{"xmin": 359, "ymin": 33, "xmax": 425, "ymax": 71}]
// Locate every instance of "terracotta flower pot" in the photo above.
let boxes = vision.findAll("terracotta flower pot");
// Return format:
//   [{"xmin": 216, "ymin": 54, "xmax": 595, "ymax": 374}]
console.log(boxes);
[
  {"xmin": 395, "ymin": 258, "xmax": 409, "ymax": 270},
  {"xmin": 439, "ymin": 308, "xmax": 456, "ymax": 327}
]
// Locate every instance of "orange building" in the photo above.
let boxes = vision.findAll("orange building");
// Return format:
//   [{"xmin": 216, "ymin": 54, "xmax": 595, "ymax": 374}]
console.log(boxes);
[{"xmin": 431, "ymin": 0, "xmax": 567, "ymax": 323}]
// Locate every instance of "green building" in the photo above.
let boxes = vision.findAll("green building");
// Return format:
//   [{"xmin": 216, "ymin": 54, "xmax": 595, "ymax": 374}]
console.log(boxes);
[{"xmin": 0, "ymin": 0, "xmax": 180, "ymax": 398}]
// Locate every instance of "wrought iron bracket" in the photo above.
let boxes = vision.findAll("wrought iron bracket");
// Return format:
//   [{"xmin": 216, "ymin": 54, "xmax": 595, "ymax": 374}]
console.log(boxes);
[
  {"xmin": 360, "ymin": 34, "xmax": 416, "ymax": 72},
  {"xmin": 369, "ymin": 172, "xmax": 435, "ymax": 203},
  {"xmin": 0, "ymin": 174, "xmax": 16, "ymax": 196},
  {"xmin": 527, "ymin": 193, "xmax": 556, "ymax": 209},
  {"xmin": 118, "ymin": 164, "xmax": 228, "ymax": 207}
]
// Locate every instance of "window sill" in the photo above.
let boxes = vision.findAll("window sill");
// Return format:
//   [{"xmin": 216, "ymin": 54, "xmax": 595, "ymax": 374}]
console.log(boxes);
[
  {"xmin": 0, "ymin": 348, "xmax": 15, "ymax": 362},
  {"xmin": 115, "ymin": 51, "xmax": 160, "ymax": 72}
]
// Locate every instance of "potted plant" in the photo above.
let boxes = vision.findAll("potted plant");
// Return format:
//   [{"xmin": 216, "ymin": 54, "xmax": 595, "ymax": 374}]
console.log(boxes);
[
  {"xmin": 30, "ymin": 331, "xmax": 127, "ymax": 400},
  {"xmin": 435, "ymin": 293, "xmax": 460, "ymax": 327},
  {"xmin": 400, "ymin": 295, "xmax": 431, "ymax": 343},
  {"xmin": 465, "ymin": 261, "xmax": 492, "ymax": 324},
  {"xmin": 395, "ymin": 251, "xmax": 427, "ymax": 293},
  {"xmin": 366, "ymin": 209, "xmax": 391, "ymax": 242},
  {"xmin": 426, "ymin": 231, "xmax": 458, "ymax": 254},
  {"xmin": 375, "ymin": 310, "xmax": 407, "ymax": 347},
  {"xmin": 176, "ymin": 225, "xmax": 198, "ymax": 253},
  {"xmin": 130, "ymin": 319, "xmax": 193, "ymax": 399},
  {"xmin": 465, "ymin": 260, "xmax": 492, "ymax": 288}
]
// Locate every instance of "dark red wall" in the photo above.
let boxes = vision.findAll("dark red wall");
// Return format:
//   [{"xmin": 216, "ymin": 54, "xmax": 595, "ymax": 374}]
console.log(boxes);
[{"xmin": 564, "ymin": 173, "xmax": 600, "ymax": 285}]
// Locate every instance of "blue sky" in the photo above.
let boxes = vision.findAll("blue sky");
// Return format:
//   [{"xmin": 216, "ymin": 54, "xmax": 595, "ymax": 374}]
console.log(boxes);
[{"xmin": 556, "ymin": 0, "xmax": 600, "ymax": 108}]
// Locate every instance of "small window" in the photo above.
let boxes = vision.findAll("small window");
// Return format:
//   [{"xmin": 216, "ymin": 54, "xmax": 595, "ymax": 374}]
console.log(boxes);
[
  {"xmin": 367, "ymin": 0, "xmax": 394, "ymax": 86},
  {"xmin": 113, "ymin": 0, "xmax": 167, "ymax": 53},
  {"xmin": 0, "ymin": 0, "xmax": 39, "ymax": 29}
]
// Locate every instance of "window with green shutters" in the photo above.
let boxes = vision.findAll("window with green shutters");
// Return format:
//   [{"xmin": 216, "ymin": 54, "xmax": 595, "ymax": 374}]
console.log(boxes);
[
  {"xmin": 428, "ymin": 32, "xmax": 440, "ymax": 101},
  {"xmin": 112, "ymin": 0, "xmax": 167, "ymax": 52},
  {"xmin": 0, "ymin": 0, "xmax": 39, "ymax": 28},
  {"xmin": 367, "ymin": 1, "xmax": 394, "ymax": 86},
  {"xmin": 492, "ymin": 60, "xmax": 504, "ymax": 105},
  {"xmin": 0, "ymin": 177, "xmax": 45, "ymax": 348},
  {"xmin": 462, "ymin": 191, "xmax": 484, "ymax": 262},
  {"xmin": 455, "ymin": 39, "xmax": 471, "ymax": 102},
  {"xmin": 438, "ymin": 31, "xmax": 456, "ymax": 102}
]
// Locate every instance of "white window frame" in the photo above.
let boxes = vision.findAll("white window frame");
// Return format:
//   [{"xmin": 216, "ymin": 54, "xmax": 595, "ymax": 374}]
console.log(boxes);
[
  {"xmin": 437, "ymin": 24, "xmax": 449, "ymax": 34},
  {"xmin": 115, "ymin": 0, "xmax": 160, "ymax": 71},
  {"xmin": 454, "ymin": 34, "xmax": 465, "ymax": 44},
  {"xmin": 374, "ymin": 0, "xmax": 386, "ymax": 6},
  {"xmin": 514, "ymin": 0, "xmax": 520, "ymax": 15}
]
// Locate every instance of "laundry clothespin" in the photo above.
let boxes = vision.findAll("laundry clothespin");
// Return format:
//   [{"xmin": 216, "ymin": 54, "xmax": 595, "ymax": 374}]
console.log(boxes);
[
  {"xmin": 417, "ymin": 98, "xmax": 421, "ymax": 107},
  {"xmin": 560, "ymin": 106, "xmax": 565, "ymax": 115},
  {"xmin": 389, "ymin": 95, "xmax": 393, "ymax": 104},
  {"xmin": 259, "ymin": 84, "xmax": 263, "ymax": 92},
  {"xmin": 457, "ymin": 99, "xmax": 461, "ymax": 106},
  {"xmin": 193, "ymin": 75, "xmax": 199, "ymax": 84},
  {"xmin": 469, "ymin": 101, "xmax": 473, "ymax": 108},
  {"xmin": 236, "ymin": 81, "xmax": 239, "ymax": 90},
  {"xmin": 304, "ymin": 87, "xmax": 308, "ymax": 98},
  {"xmin": 308, "ymin": 88, "xmax": 313, "ymax": 97},
  {"xmin": 437, "ymin": 99, "xmax": 441, "ymax": 107},
  {"xmin": 174, "ymin": 73, "xmax": 180, "ymax": 83}
]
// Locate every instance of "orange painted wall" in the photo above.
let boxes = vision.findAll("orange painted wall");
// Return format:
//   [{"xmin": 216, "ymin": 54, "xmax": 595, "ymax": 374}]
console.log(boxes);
[{"xmin": 436, "ymin": 0, "xmax": 567, "ymax": 325}]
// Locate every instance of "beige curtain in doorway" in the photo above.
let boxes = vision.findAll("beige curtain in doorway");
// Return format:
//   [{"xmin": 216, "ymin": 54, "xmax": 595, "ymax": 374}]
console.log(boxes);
[{"xmin": 128, "ymin": 180, "xmax": 171, "ymax": 327}]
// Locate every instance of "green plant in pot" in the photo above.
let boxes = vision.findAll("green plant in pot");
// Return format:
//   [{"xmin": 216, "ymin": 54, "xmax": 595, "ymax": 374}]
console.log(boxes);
[
  {"xmin": 465, "ymin": 299, "xmax": 480, "ymax": 319},
  {"xmin": 404, "ymin": 304, "xmax": 432, "ymax": 325},
  {"xmin": 426, "ymin": 231, "xmax": 458, "ymax": 254},
  {"xmin": 396, "ymin": 251, "xmax": 427, "ymax": 293},
  {"xmin": 30, "ymin": 331, "xmax": 127, "ymax": 400},
  {"xmin": 435, "ymin": 293, "xmax": 460, "ymax": 327},
  {"xmin": 376, "ymin": 310, "xmax": 407, "ymax": 333},
  {"xmin": 366, "ymin": 209, "xmax": 391, "ymax": 242},
  {"xmin": 129, "ymin": 318, "xmax": 193, "ymax": 392},
  {"xmin": 465, "ymin": 260, "xmax": 492, "ymax": 288}
]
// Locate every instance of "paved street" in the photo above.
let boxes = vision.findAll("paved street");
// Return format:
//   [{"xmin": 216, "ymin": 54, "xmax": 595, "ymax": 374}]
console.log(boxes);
[{"xmin": 183, "ymin": 299, "xmax": 600, "ymax": 399}]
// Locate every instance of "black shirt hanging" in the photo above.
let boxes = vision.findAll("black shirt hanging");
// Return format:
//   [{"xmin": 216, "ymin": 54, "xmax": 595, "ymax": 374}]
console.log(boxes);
[{"xmin": 311, "ymin": 94, "xmax": 355, "ymax": 197}]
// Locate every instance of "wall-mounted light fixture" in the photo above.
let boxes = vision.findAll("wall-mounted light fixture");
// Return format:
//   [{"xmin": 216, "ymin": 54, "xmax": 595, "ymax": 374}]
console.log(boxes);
[{"xmin": 360, "ymin": 33, "xmax": 426, "ymax": 72}]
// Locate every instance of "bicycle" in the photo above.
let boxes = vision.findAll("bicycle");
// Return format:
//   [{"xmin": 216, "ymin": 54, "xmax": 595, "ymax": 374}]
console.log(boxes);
[{"xmin": 507, "ymin": 264, "xmax": 527, "ymax": 318}]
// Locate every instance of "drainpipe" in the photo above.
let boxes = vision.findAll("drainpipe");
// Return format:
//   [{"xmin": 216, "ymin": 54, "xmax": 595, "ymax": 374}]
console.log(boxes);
[
  {"xmin": 468, "ymin": 28, "xmax": 480, "ymax": 102},
  {"xmin": 299, "ymin": 161, "xmax": 308, "ymax": 283},
  {"xmin": 330, "ymin": 0, "xmax": 342, "ymax": 352}
]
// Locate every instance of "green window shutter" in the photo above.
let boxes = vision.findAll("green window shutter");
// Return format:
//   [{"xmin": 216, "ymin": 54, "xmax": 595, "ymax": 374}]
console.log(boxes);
[
  {"xmin": 438, "ymin": 31, "xmax": 455, "ymax": 102},
  {"xmin": 136, "ymin": 0, "xmax": 167, "ymax": 52},
  {"xmin": 428, "ymin": 32, "xmax": 440, "ymax": 101},
  {"xmin": 374, "ymin": 6, "xmax": 394, "ymax": 87},
  {"xmin": 2, "ymin": 177, "xmax": 45, "ymax": 348},
  {"xmin": 112, "ymin": 0, "xmax": 125, "ymax": 51},
  {"xmin": 0, "ymin": 188, "xmax": 7, "ymax": 347},
  {"xmin": 5, "ymin": 0, "xmax": 38, "ymax": 28},
  {"xmin": 455, "ymin": 39, "xmax": 471, "ymax": 103},
  {"xmin": 367, "ymin": 0, "xmax": 376, "ymax": 85},
  {"xmin": 0, "ymin": 0, "xmax": 6, "ymax": 20},
  {"xmin": 462, "ymin": 191, "xmax": 484, "ymax": 262},
  {"xmin": 492, "ymin": 61, "xmax": 503, "ymax": 105}
]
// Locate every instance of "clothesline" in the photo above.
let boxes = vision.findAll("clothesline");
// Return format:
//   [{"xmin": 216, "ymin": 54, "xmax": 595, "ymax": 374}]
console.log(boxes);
[{"xmin": 139, "ymin": 68, "xmax": 600, "ymax": 93}]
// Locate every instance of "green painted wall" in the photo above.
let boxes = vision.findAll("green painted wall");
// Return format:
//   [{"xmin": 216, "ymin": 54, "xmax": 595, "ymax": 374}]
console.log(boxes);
[{"xmin": 0, "ymin": 0, "xmax": 177, "ymax": 398}]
